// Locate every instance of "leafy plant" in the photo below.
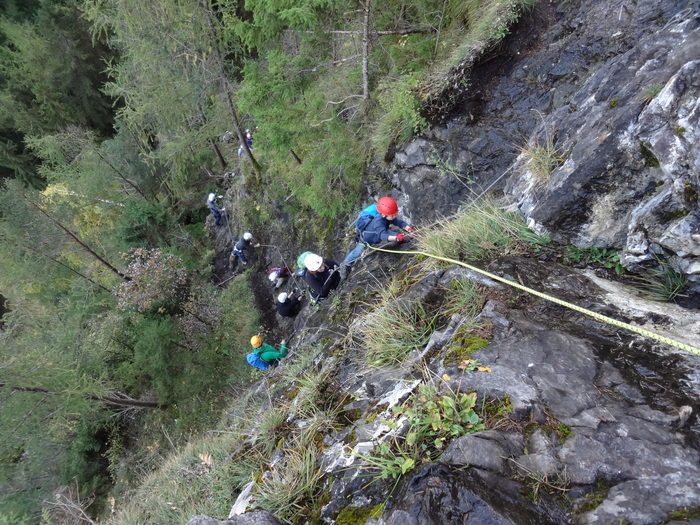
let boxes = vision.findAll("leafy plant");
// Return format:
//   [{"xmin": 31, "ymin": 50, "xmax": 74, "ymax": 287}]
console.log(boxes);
[
  {"xmin": 394, "ymin": 383, "xmax": 485, "ymax": 452},
  {"xmin": 359, "ymin": 381, "xmax": 486, "ymax": 482},
  {"xmin": 564, "ymin": 246, "xmax": 625, "ymax": 274}
]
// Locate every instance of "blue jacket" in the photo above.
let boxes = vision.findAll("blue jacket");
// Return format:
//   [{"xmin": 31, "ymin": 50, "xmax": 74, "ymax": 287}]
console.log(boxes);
[
  {"xmin": 358, "ymin": 215, "xmax": 408, "ymax": 245},
  {"xmin": 207, "ymin": 198, "xmax": 222, "ymax": 214}
]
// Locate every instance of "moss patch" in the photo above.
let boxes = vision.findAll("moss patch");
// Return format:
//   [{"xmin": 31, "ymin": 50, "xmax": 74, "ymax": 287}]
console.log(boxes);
[
  {"xmin": 663, "ymin": 506, "xmax": 700, "ymax": 523},
  {"xmin": 444, "ymin": 334, "xmax": 490, "ymax": 365},
  {"xmin": 640, "ymin": 143, "xmax": 660, "ymax": 168},
  {"xmin": 683, "ymin": 180, "xmax": 698, "ymax": 203},
  {"xmin": 336, "ymin": 504, "xmax": 385, "ymax": 524}
]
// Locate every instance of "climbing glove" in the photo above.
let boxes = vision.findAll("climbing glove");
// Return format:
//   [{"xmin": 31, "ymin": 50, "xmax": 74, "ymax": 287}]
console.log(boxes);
[
  {"xmin": 396, "ymin": 233, "xmax": 406, "ymax": 242},
  {"xmin": 405, "ymin": 226, "xmax": 415, "ymax": 233}
]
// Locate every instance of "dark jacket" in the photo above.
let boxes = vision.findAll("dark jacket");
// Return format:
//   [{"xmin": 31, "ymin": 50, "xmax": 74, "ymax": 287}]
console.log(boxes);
[
  {"xmin": 277, "ymin": 295, "xmax": 302, "ymax": 318},
  {"xmin": 303, "ymin": 258, "xmax": 341, "ymax": 299},
  {"xmin": 207, "ymin": 199, "xmax": 222, "ymax": 214},
  {"xmin": 234, "ymin": 237, "xmax": 253, "ymax": 253},
  {"xmin": 358, "ymin": 215, "xmax": 409, "ymax": 244}
]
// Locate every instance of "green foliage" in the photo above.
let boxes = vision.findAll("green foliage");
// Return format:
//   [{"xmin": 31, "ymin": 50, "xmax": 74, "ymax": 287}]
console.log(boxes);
[
  {"xmin": 116, "ymin": 199, "xmax": 171, "ymax": 247},
  {"xmin": 418, "ymin": 195, "xmax": 524, "ymax": 265},
  {"xmin": 395, "ymin": 384, "xmax": 485, "ymax": 451},
  {"xmin": 640, "ymin": 83, "xmax": 665, "ymax": 105},
  {"xmin": 563, "ymin": 246, "xmax": 625, "ymax": 274},
  {"xmin": 518, "ymin": 227, "xmax": 552, "ymax": 253},
  {"xmin": 360, "ymin": 383, "xmax": 485, "ymax": 481},
  {"xmin": 361, "ymin": 300, "xmax": 438, "ymax": 367},
  {"xmin": 517, "ymin": 133, "xmax": 565, "ymax": 181},
  {"xmin": 444, "ymin": 279, "xmax": 484, "ymax": 319},
  {"xmin": 663, "ymin": 506, "xmax": 700, "ymax": 523},
  {"xmin": 635, "ymin": 258, "xmax": 688, "ymax": 302},
  {"xmin": 0, "ymin": 0, "xmax": 114, "ymax": 184},
  {"xmin": 374, "ymin": 73, "xmax": 427, "ymax": 153}
]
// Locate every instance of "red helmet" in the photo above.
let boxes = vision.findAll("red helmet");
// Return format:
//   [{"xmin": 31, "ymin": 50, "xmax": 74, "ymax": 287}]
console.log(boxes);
[{"xmin": 377, "ymin": 196, "xmax": 398, "ymax": 216}]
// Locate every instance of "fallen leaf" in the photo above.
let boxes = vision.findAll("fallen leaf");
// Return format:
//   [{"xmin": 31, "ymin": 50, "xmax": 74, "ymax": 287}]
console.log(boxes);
[
  {"xmin": 477, "ymin": 366, "xmax": 491, "ymax": 373},
  {"xmin": 199, "ymin": 452, "xmax": 214, "ymax": 466},
  {"xmin": 442, "ymin": 373, "xmax": 451, "ymax": 381},
  {"xmin": 457, "ymin": 360, "xmax": 473, "ymax": 370}
]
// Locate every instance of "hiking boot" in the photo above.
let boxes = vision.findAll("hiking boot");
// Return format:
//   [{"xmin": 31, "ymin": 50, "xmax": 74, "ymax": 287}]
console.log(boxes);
[{"xmin": 339, "ymin": 264, "xmax": 351, "ymax": 280}]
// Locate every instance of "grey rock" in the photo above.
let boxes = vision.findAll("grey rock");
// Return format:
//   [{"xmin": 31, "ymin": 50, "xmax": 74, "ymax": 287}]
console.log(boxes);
[
  {"xmin": 185, "ymin": 510, "xmax": 281, "ymax": 525},
  {"xmin": 577, "ymin": 472, "xmax": 700, "ymax": 525},
  {"xmin": 441, "ymin": 432, "xmax": 523, "ymax": 473}
]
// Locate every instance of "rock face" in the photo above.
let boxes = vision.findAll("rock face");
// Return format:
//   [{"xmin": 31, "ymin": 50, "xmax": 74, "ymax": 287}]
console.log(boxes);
[
  {"xmin": 507, "ymin": 20, "xmax": 700, "ymax": 277},
  {"xmin": 386, "ymin": 0, "xmax": 699, "ymax": 281},
  {"xmin": 191, "ymin": 1, "xmax": 700, "ymax": 525}
]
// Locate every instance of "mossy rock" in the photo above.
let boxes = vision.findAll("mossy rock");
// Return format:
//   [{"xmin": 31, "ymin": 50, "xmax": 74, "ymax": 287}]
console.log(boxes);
[
  {"xmin": 444, "ymin": 334, "xmax": 490, "ymax": 365},
  {"xmin": 336, "ymin": 504, "xmax": 385, "ymax": 524}
]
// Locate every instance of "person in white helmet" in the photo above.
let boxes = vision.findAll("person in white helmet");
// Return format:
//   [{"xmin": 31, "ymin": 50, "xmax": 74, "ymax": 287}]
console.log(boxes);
[
  {"xmin": 206, "ymin": 193, "xmax": 225, "ymax": 226},
  {"xmin": 276, "ymin": 291, "xmax": 303, "ymax": 318},
  {"xmin": 231, "ymin": 232, "xmax": 260, "ymax": 265},
  {"xmin": 303, "ymin": 253, "xmax": 341, "ymax": 302}
]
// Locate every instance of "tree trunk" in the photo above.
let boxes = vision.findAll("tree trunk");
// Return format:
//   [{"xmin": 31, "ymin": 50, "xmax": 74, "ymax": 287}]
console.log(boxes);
[
  {"xmin": 24, "ymin": 197, "xmax": 131, "ymax": 281},
  {"xmin": 290, "ymin": 149, "xmax": 303, "ymax": 164},
  {"xmin": 362, "ymin": 0, "xmax": 371, "ymax": 100},
  {"xmin": 47, "ymin": 256, "xmax": 112, "ymax": 293},
  {"xmin": 199, "ymin": 0, "xmax": 262, "ymax": 176},
  {"xmin": 210, "ymin": 139, "xmax": 227, "ymax": 169},
  {"xmin": 1, "ymin": 384, "xmax": 160, "ymax": 409}
]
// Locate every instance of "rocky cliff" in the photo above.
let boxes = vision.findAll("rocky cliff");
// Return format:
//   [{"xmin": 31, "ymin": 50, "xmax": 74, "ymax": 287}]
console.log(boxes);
[{"xmin": 191, "ymin": 0, "xmax": 700, "ymax": 524}]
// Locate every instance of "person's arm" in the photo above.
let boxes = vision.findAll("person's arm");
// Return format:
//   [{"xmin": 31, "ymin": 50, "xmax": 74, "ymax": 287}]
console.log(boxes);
[
  {"xmin": 260, "ymin": 341, "xmax": 286, "ymax": 361},
  {"xmin": 319, "ymin": 261, "xmax": 340, "ymax": 297}
]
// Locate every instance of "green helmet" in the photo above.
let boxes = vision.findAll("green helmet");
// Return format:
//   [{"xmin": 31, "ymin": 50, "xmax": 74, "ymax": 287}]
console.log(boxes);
[{"xmin": 297, "ymin": 251, "xmax": 313, "ymax": 270}]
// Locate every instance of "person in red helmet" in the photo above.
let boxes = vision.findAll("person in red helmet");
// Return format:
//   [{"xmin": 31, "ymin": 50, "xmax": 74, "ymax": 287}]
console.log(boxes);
[{"xmin": 340, "ymin": 196, "xmax": 414, "ymax": 277}]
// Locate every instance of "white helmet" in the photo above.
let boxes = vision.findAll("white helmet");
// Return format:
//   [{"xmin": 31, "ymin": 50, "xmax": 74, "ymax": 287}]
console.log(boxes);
[
  {"xmin": 304, "ymin": 253, "xmax": 323, "ymax": 272},
  {"xmin": 208, "ymin": 193, "xmax": 216, "ymax": 201},
  {"xmin": 243, "ymin": 232, "xmax": 253, "ymax": 240},
  {"xmin": 277, "ymin": 292, "xmax": 288, "ymax": 303},
  {"xmin": 268, "ymin": 271, "xmax": 278, "ymax": 282}
]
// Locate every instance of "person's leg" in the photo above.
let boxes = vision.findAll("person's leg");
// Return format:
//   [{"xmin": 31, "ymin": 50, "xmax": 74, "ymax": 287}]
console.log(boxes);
[{"xmin": 343, "ymin": 243, "xmax": 366, "ymax": 267}]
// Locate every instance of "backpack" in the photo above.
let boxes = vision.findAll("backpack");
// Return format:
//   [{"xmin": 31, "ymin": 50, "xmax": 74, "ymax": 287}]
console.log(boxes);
[
  {"xmin": 355, "ymin": 204, "xmax": 380, "ymax": 234},
  {"xmin": 246, "ymin": 352, "xmax": 270, "ymax": 370},
  {"xmin": 297, "ymin": 251, "xmax": 313, "ymax": 271}
]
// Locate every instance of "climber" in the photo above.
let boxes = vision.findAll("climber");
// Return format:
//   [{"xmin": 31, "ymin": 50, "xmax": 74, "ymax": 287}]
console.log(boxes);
[
  {"xmin": 267, "ymin": 267, "xmax": 291, "ymax": 288},
  {"xmin": 206, "ymin": 193, "xmax": 225, "ymax": 226},
  {"xmin": 247, "ymin": 335, "xmax": 287, "ymax": 370},
  {"xmin": 231, "ymin": 232, "xmax": 260, "ymax": 265},
  {"xmin": 303, "ymin": 253, "xmax": 341, "ymax": 302},
  {"xmin": 340, "ymin": 196, "xmax": 414, "ymax": 278},
  {"xmin": 276, "ymin": 291, "xmax": 303, "ymax": 318}
]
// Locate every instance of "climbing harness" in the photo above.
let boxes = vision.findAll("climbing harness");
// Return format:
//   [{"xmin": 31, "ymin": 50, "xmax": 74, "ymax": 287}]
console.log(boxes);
[{"xmin": 368, "ymin": 245, "xmax": 700, "ymax": 356}]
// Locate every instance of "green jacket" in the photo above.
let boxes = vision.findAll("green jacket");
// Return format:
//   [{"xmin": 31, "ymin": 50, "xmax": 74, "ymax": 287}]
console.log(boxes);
[{"xmin": 255, "ymin": 342, "xmax": 287, "ymax": 363}]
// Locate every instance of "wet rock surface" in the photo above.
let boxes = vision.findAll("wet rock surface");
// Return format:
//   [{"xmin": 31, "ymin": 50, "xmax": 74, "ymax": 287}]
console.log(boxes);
[{"xmin": 195, "ymin": 0, "xmax": 700, "ymax": 524}]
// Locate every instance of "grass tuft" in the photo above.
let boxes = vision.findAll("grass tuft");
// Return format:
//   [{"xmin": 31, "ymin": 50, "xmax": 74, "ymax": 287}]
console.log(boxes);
[
  {"xmin": 517, "ymin": 134, "xmax": 565, "ymax": 181},
  {"xmin": 416, "ymin": 195, "xmax": 524, "ymax": 267}
]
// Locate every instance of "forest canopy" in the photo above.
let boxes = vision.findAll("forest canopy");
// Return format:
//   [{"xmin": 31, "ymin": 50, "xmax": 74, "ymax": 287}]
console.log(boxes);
[{"xmin": 0, "ymin": 0, "xmax": 532, "ymax": 521}]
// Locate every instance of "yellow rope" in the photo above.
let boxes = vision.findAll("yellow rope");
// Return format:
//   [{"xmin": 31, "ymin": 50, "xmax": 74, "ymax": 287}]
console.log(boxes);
[{"xmin": 368, "ymin": 245, "xmax": 700, "ymax": 356}]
